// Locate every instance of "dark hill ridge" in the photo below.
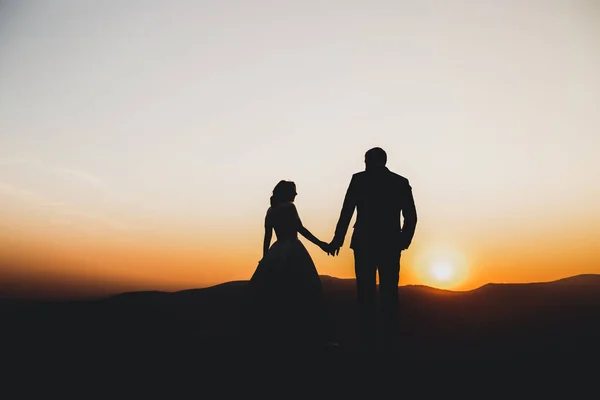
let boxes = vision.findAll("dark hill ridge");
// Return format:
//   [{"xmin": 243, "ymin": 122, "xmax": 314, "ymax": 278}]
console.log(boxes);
[
  {"xmin": 2, "ymin": 274, "xmax": 600, "ymax": 362},
  {"xmin": 105, "ymin": 273, "xmax": 600, "ymax": 298}
]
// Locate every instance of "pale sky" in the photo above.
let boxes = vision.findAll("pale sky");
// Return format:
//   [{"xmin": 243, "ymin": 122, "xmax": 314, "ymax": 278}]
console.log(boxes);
[{"xmin": 1, "ymin": 0, "xmax": 599, "ymax": 297}]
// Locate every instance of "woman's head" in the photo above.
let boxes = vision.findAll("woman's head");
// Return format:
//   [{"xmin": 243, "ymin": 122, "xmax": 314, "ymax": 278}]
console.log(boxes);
[{"xmin": 270, "ymin": 180, "xmax": 297, "ymax": 207}]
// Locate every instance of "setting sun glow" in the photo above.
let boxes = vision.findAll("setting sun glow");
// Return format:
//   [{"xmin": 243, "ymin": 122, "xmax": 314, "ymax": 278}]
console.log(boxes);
[
  {"xmin": 430, "ymin": 262, "xmax": 455, "ymax": 282},
  {"xmin": 412, "ymin": 245, "xmax": 470, "ymax": 290}
]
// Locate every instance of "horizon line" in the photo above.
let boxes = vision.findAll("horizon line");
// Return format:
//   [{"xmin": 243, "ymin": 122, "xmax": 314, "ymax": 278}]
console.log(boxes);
[
  {"xmin": 71, "ymin": 272, "xmax": 600, "ymax": 301},
  {"xmin": 3, "ymin": 272, "xmax": 598, "ymax": 303}
]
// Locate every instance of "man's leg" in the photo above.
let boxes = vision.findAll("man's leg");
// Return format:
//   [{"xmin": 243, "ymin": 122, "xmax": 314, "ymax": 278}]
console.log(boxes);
[
  {"xmin": 353, "ymin": 249, "xmax": 377, "ymax": 351},
  {"xmin": 378, "ymin": 248, "xmax": 401, "ymax": 350}
]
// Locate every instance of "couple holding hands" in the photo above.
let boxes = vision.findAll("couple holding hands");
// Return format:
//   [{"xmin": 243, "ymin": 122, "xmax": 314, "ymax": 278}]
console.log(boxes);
[{"xmin": 246, "ymin": 147, "xmax": 417, "ymax": 352}]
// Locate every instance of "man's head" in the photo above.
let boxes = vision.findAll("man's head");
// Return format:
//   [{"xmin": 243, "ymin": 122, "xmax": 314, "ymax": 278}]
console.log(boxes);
[{"xmin": 364, "ymin": 147, "xmax": 387, "ymax": 170}]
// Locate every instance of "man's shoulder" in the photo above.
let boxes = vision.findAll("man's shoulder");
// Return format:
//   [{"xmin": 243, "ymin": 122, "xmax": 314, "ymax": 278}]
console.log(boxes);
[
  {"xmin": 352, "ymin": 170, "xmax": 410, "ymax": 182},
  {"xmin": 387, "ymin": 170, "xmax": 411, "ymax": 185}
]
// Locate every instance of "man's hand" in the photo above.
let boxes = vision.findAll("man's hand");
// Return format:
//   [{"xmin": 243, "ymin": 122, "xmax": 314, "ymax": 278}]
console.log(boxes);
[{"xmin": 328, "ymin": 240, "xmax": 341, "ymax": 256}]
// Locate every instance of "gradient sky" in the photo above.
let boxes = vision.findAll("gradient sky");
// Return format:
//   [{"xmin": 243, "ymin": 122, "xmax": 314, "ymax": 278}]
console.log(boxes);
[{"xmin": 1, "ymin": 0, "xmax": 599, "ymax": 299}]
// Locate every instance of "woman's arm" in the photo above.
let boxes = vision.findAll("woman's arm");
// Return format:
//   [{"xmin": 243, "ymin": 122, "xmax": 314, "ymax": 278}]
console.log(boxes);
[
  {"xmin": 299, "ymin": 225, "xmax": 331, "ymax": 255},
  {"xmin": 298, "ymin": 225, "xmax": 324, "ymax": 247},
  {"xmin": 293, "ymin": 205, "xmax": 329, "ymax": 252}
]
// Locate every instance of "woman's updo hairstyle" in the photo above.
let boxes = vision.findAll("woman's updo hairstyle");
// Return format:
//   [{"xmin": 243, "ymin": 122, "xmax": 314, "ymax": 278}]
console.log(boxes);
[{"xmin": 270, "ymin": 180, "xmax": 296, "ymax": 207}]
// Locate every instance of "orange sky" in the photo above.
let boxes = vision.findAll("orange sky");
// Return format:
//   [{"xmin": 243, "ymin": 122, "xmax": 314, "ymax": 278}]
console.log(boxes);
[
  {"xmin": 1, "ymin": 1, "xmax": 599, "ymax": 299},
  {"xmin": 1, "ymin": 187, "xmax": 599, "ymax": 299}
]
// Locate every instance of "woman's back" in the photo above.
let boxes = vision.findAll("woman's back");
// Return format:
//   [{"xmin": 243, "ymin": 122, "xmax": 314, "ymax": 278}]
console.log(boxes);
[{"xmin": 266, "ymin": 202, "xmax": 300, "ymax": 241}]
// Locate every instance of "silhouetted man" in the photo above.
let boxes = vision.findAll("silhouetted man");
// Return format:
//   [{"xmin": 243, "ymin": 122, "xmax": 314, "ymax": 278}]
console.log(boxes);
[{"xmin": 330, "ymin": 147, "xmax": 417, "ymax": 351}]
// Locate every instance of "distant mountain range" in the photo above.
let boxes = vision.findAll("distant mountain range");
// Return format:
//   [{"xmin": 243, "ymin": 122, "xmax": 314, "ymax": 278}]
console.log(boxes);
[{"xmin": 2, "ymin": 274, "xmax": 600, "ymax": 363}]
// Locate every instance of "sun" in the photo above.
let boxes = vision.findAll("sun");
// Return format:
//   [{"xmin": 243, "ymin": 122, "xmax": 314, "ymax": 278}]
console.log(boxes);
[
  {"xmin": 430, "ymin": 262, "xmax": 455, "ymax": 282},
  {"xmin": 414, "ymin": 244, "xmax": 470, "ymax": 290}
]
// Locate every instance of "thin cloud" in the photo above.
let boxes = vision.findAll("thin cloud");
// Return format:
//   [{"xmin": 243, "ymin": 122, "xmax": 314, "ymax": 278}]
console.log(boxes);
[
  {"xmin": 0, "ymin": 157, "xmax": 42, "ymax": 166},
  {"xmin": 0, "ymin": 157, "xmax": 107, "ymax": 190},
  {"xmin": 48, "ymin": 218, "xmax": 74, "ymax": 226},
  {"xmin": 0, "ymin": 181, "xmax": 43, "ymax": 202},
  {"xmin": 55, "ymin": 209, "xmax": 130, "ymax": 231},
  {"xmin": 0, "ymin": 181, "xmax": 129, "ymax": 232},
  {"xmin": 0, "ymin": 157, "xmax": 135, "ymax": 232},
  {"xmin": 39, "ymin": 201, "xmax": 69, "ymax": 208},
  {"xmin": 51, "ymin": 167, "xmax": 107, "ymax": 189}
]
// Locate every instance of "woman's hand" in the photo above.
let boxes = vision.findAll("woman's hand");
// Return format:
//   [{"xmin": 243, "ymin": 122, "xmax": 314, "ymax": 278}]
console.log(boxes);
[{"xmin": 318, "ymin": 241, "xmax": 332, "ymax": 255}]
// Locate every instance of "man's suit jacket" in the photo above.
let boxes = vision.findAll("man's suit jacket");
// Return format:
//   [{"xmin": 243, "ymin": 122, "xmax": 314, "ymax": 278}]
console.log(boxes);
[{"xmin": 333, "ymin": 166, "xmax": 417, "ymax": 252}]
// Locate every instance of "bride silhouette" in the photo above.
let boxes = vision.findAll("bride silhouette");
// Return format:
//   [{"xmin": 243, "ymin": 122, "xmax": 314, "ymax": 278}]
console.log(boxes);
[{"xmin": 243, "ymin": 180, "xmax": 333, "ymax": 351}]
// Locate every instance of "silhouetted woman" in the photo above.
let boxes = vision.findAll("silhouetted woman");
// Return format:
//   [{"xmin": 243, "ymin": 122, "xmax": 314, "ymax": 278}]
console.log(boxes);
[{"xmin": 244, "ymin": 180, "xmax": 332, "ymax": 352}]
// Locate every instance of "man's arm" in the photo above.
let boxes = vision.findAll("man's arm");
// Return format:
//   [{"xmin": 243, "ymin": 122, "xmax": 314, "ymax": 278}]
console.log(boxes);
[
  {"xmin": 400, "ymin": 181, "xmax": 417, "ymax": 250},
  {"xmin": 331, "ymin": 176, "xmax": 358, "ymax": 252}
]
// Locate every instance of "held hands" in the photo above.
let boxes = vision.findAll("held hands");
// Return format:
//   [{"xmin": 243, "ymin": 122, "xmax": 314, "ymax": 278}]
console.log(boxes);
[
  {"xmin": 318, "ymin": 241, "xmax": 338, "ymax": 256},
  {"xmin": 328, "ymin": 241, "xmax": 340, "ymax": 256},
  {"xmin": 319, "ymin": 239, "xmax": 340, "ymax": 257}
]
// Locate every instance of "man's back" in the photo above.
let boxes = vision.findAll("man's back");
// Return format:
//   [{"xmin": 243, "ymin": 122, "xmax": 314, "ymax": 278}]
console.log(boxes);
[{"xmin": 334, "ymin": 165, "xmax": 417, "ymax": 251}]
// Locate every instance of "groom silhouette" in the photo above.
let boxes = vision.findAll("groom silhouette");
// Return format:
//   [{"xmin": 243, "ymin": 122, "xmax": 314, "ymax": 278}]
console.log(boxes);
[{"xmin": 329, "ymin": 147, "xmax": 417, "ymax": 351}]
